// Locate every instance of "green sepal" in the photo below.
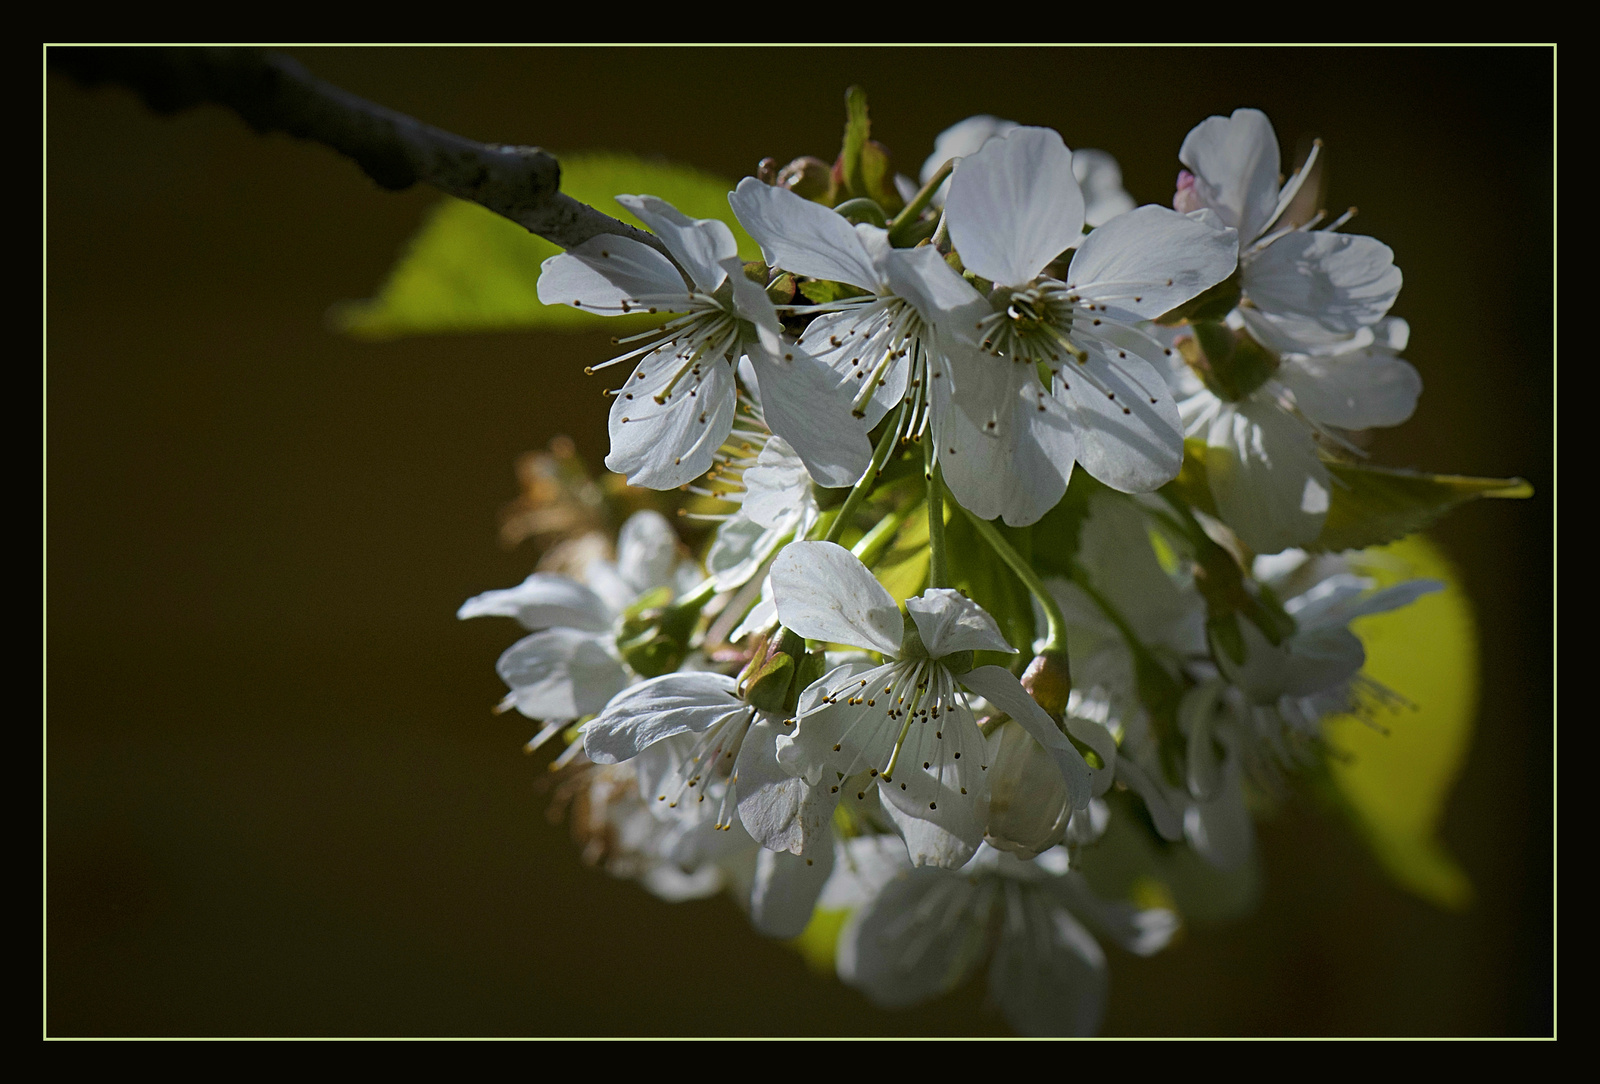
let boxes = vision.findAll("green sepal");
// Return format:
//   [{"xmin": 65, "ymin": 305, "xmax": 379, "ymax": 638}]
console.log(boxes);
[
  {"xmin": 797, "ymin": 278, "xmax": 871, "ymax": 305},
  {"xmin": 765, "ymin": 272, "xmax": 796, "ymax": 306},
  {"xmin": 788, "ymin": 650, "xmax": 829, "ymax": 714},
  {"xmin": 744, "ymin": 651, "xmax": 796, "ymax": 714},
  {"xmin": 615, "ymin": 585, "xmax": 709, "ymax": 678},
  {"xmin": 1312, "ymin": 463, "xmax": 1533, "ymax": 552}
]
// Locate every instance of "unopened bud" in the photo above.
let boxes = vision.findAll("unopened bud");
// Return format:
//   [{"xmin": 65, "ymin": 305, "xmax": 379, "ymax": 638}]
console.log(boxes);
[
  {"xmin": 1173, "ymin": 169, "xmax": 1204, "ymax": 214},
  {"xmin": 1020, "ymin": 650, "xmax": 1072, "ymax": 717},
  {"xmin": 776, "ymin": 155, "xmax": 835, "ymax": 204}
]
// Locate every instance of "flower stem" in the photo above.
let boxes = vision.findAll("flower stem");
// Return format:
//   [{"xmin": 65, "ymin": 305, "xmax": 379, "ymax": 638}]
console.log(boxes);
[
  {"xmin": 852, "ymin": 505, "xmax": 912, "ymax": 567},
  {"xmin": 924, "ymin": 438, "xmax": 948, "ymax": 589},
  {"xmin": 886, "ymin": 160, "xmax": 952, "ymax": 247},
  {"xmin": 958, "ymin": 505, "xmax": 1068, "ymax": 655},
  {"xmin": 820, "ymin": 404, "xmax": 906, "ymax": 544}
]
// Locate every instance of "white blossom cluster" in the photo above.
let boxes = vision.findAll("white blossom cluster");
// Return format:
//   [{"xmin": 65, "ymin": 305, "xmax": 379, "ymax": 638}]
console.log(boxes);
[{"xmin": 459, "ymin": 109, "xmax": 1441, "ymax": 1035}]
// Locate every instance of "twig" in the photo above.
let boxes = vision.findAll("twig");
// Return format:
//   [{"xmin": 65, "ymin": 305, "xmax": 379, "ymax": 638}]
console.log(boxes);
[{"xmin": 48, "ymin": 47, "xmax": 675, "ymax": 262}]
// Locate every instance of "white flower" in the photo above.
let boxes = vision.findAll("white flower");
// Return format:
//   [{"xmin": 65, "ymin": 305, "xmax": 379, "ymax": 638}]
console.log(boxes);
[
  {"xmin": 536, "ymin": 194, "xmax": 870, "ymax": 490},
  {"xmin": 770, "ymin": 541, "xmax": 1092, "ymax": 869},
  {"xmin": 583, "ymin": 669, "xmax": 835, "ymax": 859},
  {"xmin": 835, "ymin": 843, "xmax": 1177, "ymax": 1036},
  {"xmin": 897, "ymin": 126, "xmax": 1238, "ymax": 525},
  {"xmin": 918, "ymin": 115, "xmax": 1136, "ymax": 227},
  {"xmin": 456, "ymin": 510, "xmax": 690, "ymax": 726},
  {"xmin": 1175, "ymin": 108, "xmax": 1403, "ymax": 354},
  {"xmin": 1177, "ymin": 316, "xmax": 1422, "ymax": 553},
  {"xmin": 704, "ymin": 434, "xmax": 819, "ymax": 593}
]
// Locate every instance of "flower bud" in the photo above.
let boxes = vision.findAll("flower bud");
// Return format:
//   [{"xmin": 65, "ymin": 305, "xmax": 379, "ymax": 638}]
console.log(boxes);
[
  {"xmin": 1020, "ymin": 650, "xmax": 1072, "ymax": 717},
  {"xmin": 776, "ymin": 155, "xmax": 835, "ymax": 204},
  {"xmin": 984, "ymin": 719, "xmax": 1071, "ymax": 857}
]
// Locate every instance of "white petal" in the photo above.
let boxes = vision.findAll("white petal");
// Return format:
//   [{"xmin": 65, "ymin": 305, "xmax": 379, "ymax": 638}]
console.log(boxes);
[
  {"xmin": 1055, "ymin": 345, "xmax": 1184, "ymax": 493},
  {"xmin": 1068, "ymin": 204, "xmax": 1239, "ymax": 321},
  {"xmin": 747, "ymin": 340, "xmax": 871, "ymax": 489},
  {"xmin": 933, "ymin": 356, "xmax": 1077, "ymax": 527},
  {"xmin": 987, "ymin": 903, "xmax": 1107, "ymax": 1037},
  {"xmin": 1183, "ymin": 766, "xmax": 1255, "ymax": 872},
  {"xmin": 1276, "ymin": 350, "xmax": 1422, "ymax": 430},
  {"xmin": 883, "ymin": 245, "xmax": 990, "ymax": 330},
  {"xmin": 1116, "ymin": 756, "xmax": 1185, "ymax": 841},
  {"xmin": 615, "ymin": 510, "xmax": 681, "ymax": 597},
  {"xmin": 960, "ymin": 665, "xmax": 1093, "ymax": 810},
  {"xmin": 535, "ymin": 235, "xmax": 692, "ymax": 314},
  {"xmin": 735, "ymin": 715, "xmax": 836, "ymax": 856},
  {"xmin": 496, "ymin": 628, "xmax": 628, "ymax": 720},
  {"xmin": 749, "ymin": 843, "xmax": 836, "ymax": 939},
  {"xmin": 728, "ymin": 177, "xmax": 883, "ymax": 291},
  {"xmin": 605, "ymin": 348, "xmax": 738, "ymax": 490},
  {"xmin": 455, "ymin": 573, "xmax": 612, "ymax": 631},
  {"xmin": 1219, "ymin": 617, "xmax": 1365, "ymax": 703},
  {"xmin": 1244, "ymin": 231, "xmax": 1402, "ymax": 340},
  {"xmin": 705, "ymin": 512, "xmax": 782, "ymax": 593},
  {"xmin": 838, "ymin": 868, "xmax": 988, "ymax": 1007},
  {"xmin": 797, "ymin": 304, "xmax": 909, "ymax": 431},
  {"xmin": 741, "ymin": 437, "xmax": 813, "ymax": 530},
  {"xmin": 946, "ymin": 127, "xmax": 1085, "ymax": 287},
  {"xmin": 1180, "ymin": 679, "xmax": 1226, "ymax": 801},
  {"xmin": 1073, "ymin": 148, "xmax": 1137, "ymax": 228},
  {"xmin": 1203, "ymin": 399, "xmax": 1329, "ymax": 554},
  {"xmin": 615, "ymin": 194, "xmax": 737, "ymax": 296},
  {"xmin": 920, "ymin": 114, "xmax": 1018, "ymax": 188},
  {"xmin": 907, "ymin": 589, "xmax": 1015, "ymax": 657},
  {"xmin": 880, "ymin": 794, "xmax": 983, "ymax": 870},
  {"xmin": 582, "ymin": 671, "xmax": 744, "ymax": 764},
  {"xmin": 1178, "ymin": 108, "xmax": 1283, "ymax": 243},
  {"xmin": 771, "ymin": 542, "xmax": 902, "ymax": 655}
]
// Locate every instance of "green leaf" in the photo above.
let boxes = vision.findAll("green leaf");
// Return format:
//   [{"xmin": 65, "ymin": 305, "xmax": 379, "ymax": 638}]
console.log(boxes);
[
  {"xmin": 1170, "ymin": 440, "xmax": 1531, "ymax": 553},
  {"xmin": 1315, "ymin": 462, "xmax": 1533, "ymax": 552},
  {"xmin": 1029, "ymin": 471, "xmax": 1101, "ymax": 580},
  {"xmin": 874, "ymin": 502, "xmax": 931, "ymax": 605},
  {"xmin": 1325, "ymin": 534, "xmax": 1477, "ymax": 909},
  {"xmin": 334, "ymin": 153, "xmax": 756, "ymax": 339},
  {"xmin": 945, "ymin": 514, "xmax": 1035, "ymax": 669}
]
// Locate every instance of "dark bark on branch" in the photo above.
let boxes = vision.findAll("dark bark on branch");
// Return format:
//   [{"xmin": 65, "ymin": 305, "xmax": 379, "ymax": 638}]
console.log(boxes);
[{"xmin": 49, "ymin": 47, "xmax": 674, "ymax": 261}]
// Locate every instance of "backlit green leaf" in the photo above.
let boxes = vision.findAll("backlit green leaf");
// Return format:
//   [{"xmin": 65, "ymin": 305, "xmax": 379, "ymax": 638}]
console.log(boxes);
[
  {"xmin": 1315, "ymin": 462, "xmax": 1532, "ymax": 552},
  {"xmin": 1326, "ymin": 534, "xmax": 1478, "ymax": 909},
  {"xmin": 945, "ymin": 514, "xmax": 1035, "ymax": 669}
]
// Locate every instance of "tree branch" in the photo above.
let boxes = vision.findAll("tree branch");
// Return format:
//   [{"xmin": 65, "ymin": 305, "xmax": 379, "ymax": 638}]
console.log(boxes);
[{"xmin": 49, "ymin": 47, "xmax": 674, "ymax": 261}]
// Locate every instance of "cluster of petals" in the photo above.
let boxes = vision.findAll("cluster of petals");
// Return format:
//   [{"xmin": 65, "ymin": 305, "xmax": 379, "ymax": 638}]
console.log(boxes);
[
  {"xmin": 902, "ymin": 126, "xmax": 1239, "ymax": 525},
  {"xmin": 1045, "ymin": 492, "xmax": 1439, "ymax": 868},
  {"xmin": 1171, "ymin": 109, "xmax": 1420, "ymax": 553},
  {"xmin": 456, "ymin": 510, "xmax": 693, "ymax": 729},
  {"xmin": 536, "ymin": 195, "xmax": 870, "ymax": 491}
]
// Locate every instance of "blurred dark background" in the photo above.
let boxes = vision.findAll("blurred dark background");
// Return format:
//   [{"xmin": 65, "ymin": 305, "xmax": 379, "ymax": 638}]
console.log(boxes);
[{"xmin": 46, "ymin": 46, "xmax": 1554, "ymax": 1036}]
